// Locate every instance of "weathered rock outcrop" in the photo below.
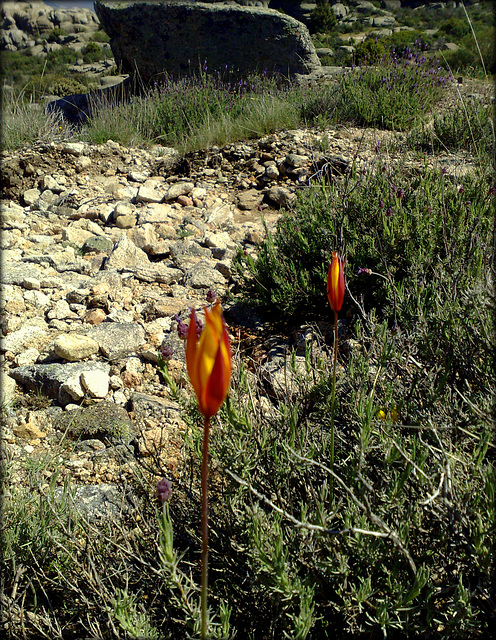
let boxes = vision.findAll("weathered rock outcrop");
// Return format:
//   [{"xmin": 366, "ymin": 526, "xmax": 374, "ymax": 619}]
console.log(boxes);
[
  {"xmin": 94, "ymin": 0, "xmax": 321, "ymax": 83},
  {"xmin": 0, "ymin": 1, "xmax": 100, "ymax": 51}
]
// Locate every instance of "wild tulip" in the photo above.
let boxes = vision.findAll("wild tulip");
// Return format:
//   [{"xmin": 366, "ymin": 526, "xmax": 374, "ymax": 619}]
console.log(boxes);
[
  {"xmin": 327, "ymin": 251, "xmax": 345, "ymax": 313},
  {"xmin": 185, "ymin": 301, "xmax": 231, "ymax": 639},
  {"xmin": 327, "ymin": 251, "xmax": 345, "ymax": 493}
]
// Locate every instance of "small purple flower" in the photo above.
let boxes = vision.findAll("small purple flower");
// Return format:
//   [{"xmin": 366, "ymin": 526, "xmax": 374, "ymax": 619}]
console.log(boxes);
[
  {"xmin": 379, "ymin": 199, "xmax": 385, "ymax": 209},
  {"xmin": 194, "ymin": 314, "xmax": 203, "ymax": 338},
  {"xmin": 489, "ymin": 185, "xmax": 495, "ymax": 195},
  {"xmin": 161, "ymin": 345, "xmax": 174, "ymax": 361},
  {"xmin": 441, "ymin": 167, "xmax": 447, "ymax": 175},
  {"xmin": 459, "ymin": 186, "xmax": 464, "ymax": 194},
  {"xmin": 357, "ymin": 267, "xmax": 372, "ymax": 276},
  {"xmin": 174, "ymin": 314, "xmax": 189, "ymax": 339},
  {"xmin": 391, "ymin": 184, "xmax": 397, "ymax": 194},
  {"xmin": 397, "ymin": 188, "xmax": 404, "ymax": 199},
  {"xmin": 375, "ymin": 140, "xmax": 381, "ymax": 153},
  {"xmin": 465, "ymin": 201, "xmax": 471, "ymax": 207},
  {"xmin": 386, "ymin": 207, "xmax": 393, "ymax": 217},
  {"xmin": 157, "ymin": 477, "xmax": 172, "ymax": 503},
  {"xmin": 206, "ymin": 289, "xmax": 216, "ymax": 304}
]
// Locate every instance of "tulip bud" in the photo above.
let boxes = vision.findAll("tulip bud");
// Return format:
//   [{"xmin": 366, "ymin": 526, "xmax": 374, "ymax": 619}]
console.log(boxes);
[
  {"xmin": 186, "ymin": 302, "xmax": 232, "ymax": 419},
  {"xmin": 327, "ymin": 251, "xmax": 345, "ymax": 313}
]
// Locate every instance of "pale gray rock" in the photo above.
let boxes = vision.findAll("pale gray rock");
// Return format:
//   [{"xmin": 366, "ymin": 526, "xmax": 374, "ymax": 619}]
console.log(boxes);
[
  {"xmin": 1, "ymin": 323, "xmax": 47, "ymax": 356},
  {"xmin": 164, "ymin": 181, "xmax": 195, "ymax": 201},
  {"xmin": 331, "ymin": 3, "xmax": 348, "ymax": 19},
  {"xmin": 136, "ymin": 185, "xmax": 166, "ymax": 204},
  {"xmin": 59, "ymin": 373, "xmax": 85, "ymax": 401},
  {"xmin": 236, "ymin": 189, "xmax": 264, "ymax": 210},
  {"xmin": 53, "ymin": 483, "xmax": 137, "ymax": 523},
  {"xmin": 14, "ymin": 347, "xmax": 41, "ymax": 367},
  {"xmin": 182, "ymin": 260, "xmax": 228, "ymax": 289},
  {"xmin": 285, "ymin": 153, "xmax": 309, "ymax": 168},
  {"xmin": 53, "ymin": 333, "xmax": 100, "ymax": 362},
  {"xmin": 47, "ymin": 298, "xmax": 79, "ymax": 321},
  {"xmin": 115, "ymin": 214, "xmax": 137, "ymax": 229},
  {"xmin": 23, "ymin": 188, "xmax": 41, "ymax": 206},
  {"xmin": 23, "ymin": 289, "xmax": 51, "ymax": 308},
  {"xmin": 9, "ymin": 361, "xmax": 110, "ymax": 400},
  {"xmin": 0, "ymin": 371, "xmax": 17, "ymax": 407},
  {"xmin": 62, "ymin": 142, "xmax": 86, "ymax": 156},
  {"xmin": 23, "ymin": 277, "xmax": 41, "ymax": 290},
  {"xmin": 84, "ymin": 323, "xmax": 146, "ymax": 360},
  {"xmin": 104, "ymin": 234, "xmax": 150, "ymax": 271},
  {"xmin": 266, "ymin": 185, "xmax": 296, "ymax": 208}
]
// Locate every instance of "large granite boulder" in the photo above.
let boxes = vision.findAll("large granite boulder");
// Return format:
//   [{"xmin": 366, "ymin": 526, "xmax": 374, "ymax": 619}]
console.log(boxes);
[
  {"xmin": 94, "ymin": 0, "xmax": 321, "ymax": 83},
  {"xmin": 0, "ymin": 1, "xmax": 100, "ymax": 51}
]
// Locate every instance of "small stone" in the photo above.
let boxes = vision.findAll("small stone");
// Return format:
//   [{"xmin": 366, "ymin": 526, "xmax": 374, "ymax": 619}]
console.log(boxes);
[
  {"xmin": 0, "ymin": 371, "xmax": 16, "ymax": 407},
  {"xmin": 266, "ymin": 185, "xmax": 296, "ymax": 209},
  {"xmin": 80, "ymin": 369, "xmax": 109, "ymax": 398},
  {"xmin": 23, "ymin": 290, "xmax": 51, "ymax": 308},
  {"xmin": 59, "ymin": 373, "xmax": 85, "ymax": 401},
  {"xmin": 164, "ymin": 181, "xmax": 194, "ymax": 200},
  {"xmin": 54, "ymin": 333, "xmax": 100, "ymax": 362},
  {"xmin": 23, "ymin": 189, "xmax": 41, "ymax": 206},
  {"xmin": 63, "ymin": 142, "xmax": 85, "ymax": 156},
  {"xmin": 115, "ymin": 214, "xmax": 137, "ymax": 229},
  {"xmin": 136, "ymin": 186, "xmax": 165, "ymax": 204},
  {"xmin": 177, "ymin": 195, "xmax": 193, "ymax": 207},
  {"xmin": 237, "ymin": 188, "xmax": 264, "ymax": 211},
  {"xmin": 82, "ymin": 235, "xmax": 114, "ymax": 254},
  {"xmin": 13, "ymin": 421, "xmax": 47, "ymax": 440},
  {"xmin": 75, "ymin": 156, "xmax": 92, "ymax": 173},
  {"xmin": 23, "ymin": 277, "xmax": 41, "ymax": 290},
  {"xmin": 14, "ymin": 348, "xmax": 40, "ymax": 366},
  {"xmin": 83, "ymin": 308, "xmax": 107, "ymax": 325}
]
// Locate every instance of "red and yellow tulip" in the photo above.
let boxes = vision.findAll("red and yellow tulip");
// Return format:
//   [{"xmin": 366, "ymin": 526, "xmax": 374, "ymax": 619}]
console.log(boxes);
[
  {"xmin": 327, "ymin": 250, "xmax": 345, "ymax": 313},
  {"xmin": 186, "ymin": 301, "xmax": 232, "ymax": 419}
]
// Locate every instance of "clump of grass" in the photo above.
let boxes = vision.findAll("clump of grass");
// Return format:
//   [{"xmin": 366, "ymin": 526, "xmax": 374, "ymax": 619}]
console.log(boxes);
[
  {"xmin": 80, "ymin": 69, "xmax": 301, "ymax": 152},
  {"xmin": 0, "ymin": 85, "xmax": 73, "ymax": 148},
  {"xmin": 408, "ymin": 92, "xmax": 495, "ymax": 158}
]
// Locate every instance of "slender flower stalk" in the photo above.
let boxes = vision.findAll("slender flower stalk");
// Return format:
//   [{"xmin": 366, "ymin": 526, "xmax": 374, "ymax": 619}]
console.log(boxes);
[
  {"xmin": 185, "ymin": 301, "xmax": 232, "ymax": 639},
  {"xmin": 327, "ymin": 251, "xmax": 345, "ymax": 483}
]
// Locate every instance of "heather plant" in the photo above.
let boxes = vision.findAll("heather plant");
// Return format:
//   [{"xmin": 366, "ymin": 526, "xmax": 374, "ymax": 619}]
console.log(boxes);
[{"xmin": 408, "ymin": 94, "xmax": 494, "ymax": 156}]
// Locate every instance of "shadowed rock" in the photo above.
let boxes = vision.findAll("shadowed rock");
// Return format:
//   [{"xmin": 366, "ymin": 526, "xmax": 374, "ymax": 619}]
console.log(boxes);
[{"xmin": 94, "ymin": 0, "xmax": 321, "ymax": 84}]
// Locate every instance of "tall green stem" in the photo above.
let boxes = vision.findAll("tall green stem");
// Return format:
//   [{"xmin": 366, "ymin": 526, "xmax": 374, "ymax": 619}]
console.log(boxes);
[
  {"xmin": 330, "ymin": 311, "xmax": 338, "ymax": 482},
  {"xmin": 201, "ymin": 416, "xmax": 210, "ymax": 640}
]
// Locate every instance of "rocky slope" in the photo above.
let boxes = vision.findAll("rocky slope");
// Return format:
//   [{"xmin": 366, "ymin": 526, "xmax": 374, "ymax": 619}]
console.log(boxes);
[{"xmin": 1, "ymin": 113, "xmax": 483, "ymax": 520}]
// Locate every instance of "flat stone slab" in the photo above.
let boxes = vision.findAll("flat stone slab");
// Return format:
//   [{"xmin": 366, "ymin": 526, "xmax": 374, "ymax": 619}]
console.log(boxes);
[{"xmin": 10, "ymin": 361, "xmax": 110, "ymax": 400}]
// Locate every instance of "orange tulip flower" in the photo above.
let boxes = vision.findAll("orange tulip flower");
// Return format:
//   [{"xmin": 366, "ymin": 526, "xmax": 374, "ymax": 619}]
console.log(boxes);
[
  {"xmin": 327, "ymin": 251, "xmax": 345, "ymax": 313},
  {"xmin": 186, "ymin": 301, "xmax": 232, "ymax": 419}
]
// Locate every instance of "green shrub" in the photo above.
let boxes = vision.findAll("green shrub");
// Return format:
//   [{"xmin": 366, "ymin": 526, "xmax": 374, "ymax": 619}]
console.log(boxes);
[
  {"xmin": 409, "ymin": 96, "xmax": 494, "ymax": 156},
  {"xmin": 82, "ymin": 41, "xmax": 105, "ymax": 64},
  {"xmin": 89, "ymin": 29, "xmax": 110, "ymax": 43},
  {"xmin": 438, "ymin": 16, "xmax": 471, "ymax": 40},
  {"xmin": 48, "ymin": 75, "xmax": 88, "ymax": 96},
  {"xmin": 309, "ymin": 0, "xmax": 337, "ymax": 34},
  {"xmin": 46, "ymin": 27, "xmax": 66, "ymax": 43},
  {"xmin": 234, "ymin": 163, "xmax": 494, "ymax": 334}
]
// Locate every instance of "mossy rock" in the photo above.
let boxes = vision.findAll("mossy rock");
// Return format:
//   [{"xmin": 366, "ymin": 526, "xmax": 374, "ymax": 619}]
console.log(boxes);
[{"xmin": 54, "ymin": 401, "xmax": 135, "ymax": 444}]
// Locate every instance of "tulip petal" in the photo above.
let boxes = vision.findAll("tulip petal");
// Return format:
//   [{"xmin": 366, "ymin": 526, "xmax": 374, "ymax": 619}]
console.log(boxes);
[{"xmin": 186, "ymin": 308, "xmax": 201, "ymax": 398}]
